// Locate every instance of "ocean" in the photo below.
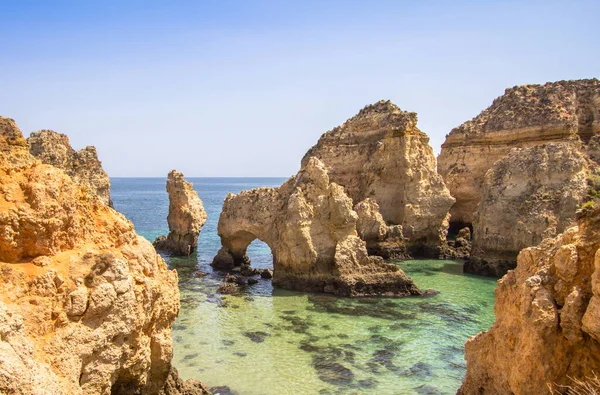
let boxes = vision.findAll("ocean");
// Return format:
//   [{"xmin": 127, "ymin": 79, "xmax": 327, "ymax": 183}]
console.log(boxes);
[{"xmin": 111, "ymin": 177, "xmax": 496, "ymax": 395}]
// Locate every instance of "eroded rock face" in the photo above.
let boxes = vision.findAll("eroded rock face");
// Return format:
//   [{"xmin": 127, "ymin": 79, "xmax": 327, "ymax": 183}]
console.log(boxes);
[
  {"xmin": 467, "ymin": 143, "xmax": 589, "ymax": 276},
  {"xmin": 302, "ymin": 100, "xmax": 455, "ymax": 256},
  {"xmin": 27, "ymin": 130, "xmax": 112, "ymax": 206},
  {"xmin": 0, "ymin": 116, "xmax": 188, "ymax": 394},
  {"xmin": 459, "ymin": 206, "xmax": 600, "ymax": 394},
  {"xmin": 354, "ymin": 199, "xmax": 407, "ymax": 260},
  {"xmin": 212, "ymin": 157, "xmax": 421, "ymax": 297},
  {"xmin": 154, "ymin": 170, "xmax": 207, "ymax": 256},
  {"xmin": 439, "ymin": 78, "xmax": 600, "ymax": 226}
]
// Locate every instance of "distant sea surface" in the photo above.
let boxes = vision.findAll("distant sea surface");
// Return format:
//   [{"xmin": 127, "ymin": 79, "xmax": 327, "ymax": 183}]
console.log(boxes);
[{"xmin": 111, "ymin": 177, "xmax": 496, "ymax": 395}]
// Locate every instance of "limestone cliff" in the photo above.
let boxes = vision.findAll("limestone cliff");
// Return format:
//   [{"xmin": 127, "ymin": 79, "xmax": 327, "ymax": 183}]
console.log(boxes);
[
  {"xmin": 439, "ymin": 78, "xmax": 600, "ymax": 227},
  {"xmin": 212, "ymin": 157, "xmax": 422, "ymax": 297},
  {"xmin": 302, "ymin": 100, "xmax": 455, "ymax": 256},
  {"xmin": 467, "ymin": 143, "xmax": 590, "ymax": 276},
  {"xmin": 459, "ymin": 206, "xmax": 600, "ymax": 394},
  {"xmin": 154, "ymin": 170, "xmax": 207, "ymax": 256},
  {"xmin": 0, "ymin": 116, "xmax": 196, "ymax": 394},
  {"xmin": 28, "ymin": 129, "xmax": 112, "ymax": 206}
]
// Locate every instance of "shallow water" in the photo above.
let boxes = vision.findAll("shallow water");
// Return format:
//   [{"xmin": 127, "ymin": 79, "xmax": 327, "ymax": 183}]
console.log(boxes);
[{"xmin": 111, "ymin": 177, "xmax": 497, "ymax": 395}]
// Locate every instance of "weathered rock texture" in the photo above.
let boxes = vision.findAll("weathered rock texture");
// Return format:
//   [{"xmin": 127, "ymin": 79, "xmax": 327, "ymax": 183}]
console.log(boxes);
[
  {"xmin": 302, "ymin": 100, "xmax": 455, "ymax": 256},
  {"xmin": 0, "ymin": 116, "xmax": 196, "ymax": 394},
  {"xmin": 212, "ymin": 157, "xmax": 421, "ymax": 296},
  {"xmin": 27, "ymin": 129, "xmax": 112, "ymax": 206},
  {"xmin": 154, "ymin": 170, "xmax": 207, "ymax": 256},
  {"xmin": 354, "ymin": 198, "xmax": 408, "ymax": 259},
  {"xmin": 439, "ymin": 78, "xmax": 600, "ymax": 226},
  {"xmin": 459, "ymin": 206, "xmax": 600, "ymax": 394},
  {"xmin": 467, "ymin": 143, "xmax": 590, "ymax": 276}
]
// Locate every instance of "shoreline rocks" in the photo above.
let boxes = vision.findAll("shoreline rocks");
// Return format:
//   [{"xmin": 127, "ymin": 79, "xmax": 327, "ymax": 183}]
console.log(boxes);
[
  {"xmin": 154, "ymin": 170, "xmax": 208, "ymax": 256},
  {"xmin": 212, "ymin": 157, "xmax": 423, "ymax": 297},
  {"xmin": 459, "ymin": 205, "xmax": 600, "ymax": 393},
  {"xmin": 0, "ymin": 116, "xmax": 190, "ymax": 394},
  {"xmin": 302, "ymin": 100, "xmax": 455, "ymax": 258}
]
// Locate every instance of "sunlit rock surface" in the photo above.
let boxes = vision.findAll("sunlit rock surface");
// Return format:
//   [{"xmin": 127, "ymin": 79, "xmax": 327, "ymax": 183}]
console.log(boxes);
[
  {"xmin": 302, "ymin": 100, "xmax": 454, "ymax": 257},
  {"xmin": 212, "ymin": 157, "xmax": 422, "ymax": 297}
]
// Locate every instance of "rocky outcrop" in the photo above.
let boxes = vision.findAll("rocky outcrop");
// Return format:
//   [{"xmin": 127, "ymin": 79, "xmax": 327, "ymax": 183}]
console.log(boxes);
[
  {"xmin": 302, "ymin": 100, "xmax": 455, "ymax": 257},
  {"xmin": 466, "ymin": 143, "xmax": 589, "ymax": 276},
  {"xmin": 459, "ymin": 205, "xmax": 600, "ymax": 394},
  {"xmin": 212, "ymin": 157, "xmax": 422, "ymax": 297},
  {"xmin": 439, "ymin": 78, "xmax": 600, "ymax": 227},
  {"xmin": 0, "ymin": 116, "xmax": 196, "ymax": 394},
  {"xmin": 354, "ymin": 199, "xmax": 408, "ymax": 259},
  {"xmin": 27, "ymin": 130, "xmax": 112, "ymax": 206},
  {"xmin": 153, "ymin": 170, "xmax": 207, "ymax": 256}
]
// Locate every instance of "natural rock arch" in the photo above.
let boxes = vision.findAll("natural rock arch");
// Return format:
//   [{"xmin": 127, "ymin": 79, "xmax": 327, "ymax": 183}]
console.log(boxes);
[{"xmin": 212, "ymin": 158, "xmax": 422, "ymax": 297}]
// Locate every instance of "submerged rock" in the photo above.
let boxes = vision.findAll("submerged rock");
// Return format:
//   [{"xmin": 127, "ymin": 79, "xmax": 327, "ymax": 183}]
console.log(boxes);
[
  {"xmin": 0, "ymin": 117, "xmax": 182, "ymax": 394},
  {"xmin": 211, "ymin": 157, "xmax": 422, "ymax": 297},
  {"xmin": 302, "ymin": 100, "xmax": 454, "ymax": 257},
  {"xmin": 27, "ymin": 129, "xmax": 112, "ymax": 206},
  {"xmin": 459, "ymin": 205, "xmax": 600, "ymax": 393},
  {"xmin": 154, "ymin": 170, "xmax": 208, "ymax": 256},
  {"xmin": 438, "ymin": 78, "xmax": 600, "ymax": 227},
  {"xmin": 467, "ymin": 143, "xmax": 589, "ymax": 276}
]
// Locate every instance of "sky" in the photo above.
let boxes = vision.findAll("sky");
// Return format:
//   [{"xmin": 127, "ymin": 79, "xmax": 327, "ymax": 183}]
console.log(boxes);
[{"xmin": 0, "ymin": 0, "xmax": 598, "ymax": 177}]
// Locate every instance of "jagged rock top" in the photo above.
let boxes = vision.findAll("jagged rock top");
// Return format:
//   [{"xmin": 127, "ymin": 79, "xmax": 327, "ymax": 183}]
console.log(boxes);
[
  {"xmin": 304, "ymin": 100, "xmax": 422, "ymax": 152},
  {"xmin": 0, "ymin": 117, "xmax": 182, "ymax": 394},
  {"xmin": 301, "ymin": 100, "xmax": 453, "ymax": 254},
  {"xmin": 446, "ymin": 78, "xmax": 600, "ymax": 140},
  {"xmin": 27, "ymin": 130, "xmax": 112, "ymax": 205}
]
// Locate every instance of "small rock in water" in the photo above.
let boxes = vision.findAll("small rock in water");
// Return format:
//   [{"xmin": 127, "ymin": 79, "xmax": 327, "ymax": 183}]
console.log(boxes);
[
  {"xmin": 217, "ymin": 283, "xmax": 238, "ymax": 295},
  {"xmin": 191, "ymin": 270, "xmax": 208, "ymax": 278},
  {"xmin": 247, "ymin": 278, "xmax": 258, "ymax": 285},
  {"xmin": 243, "ymin": 331, "xmax": 270, "ymax": 343},
  {"xmin": 260, "ymin": 269, "xmax": 273, "ymax": 279},
  {"xmin": 415, "ymin": 384, "xmax": 443, "ymax": 395},
  {"xmin": 221, "ymin": 339, "xmax": 235, "ymax": 346},
  {"xmin": 209, "ymin": 385, "xmax": 239, "ymax": 395},
  {"xmin": 233, "ymin": 352, "xmax": 247, "ymax": 357}
]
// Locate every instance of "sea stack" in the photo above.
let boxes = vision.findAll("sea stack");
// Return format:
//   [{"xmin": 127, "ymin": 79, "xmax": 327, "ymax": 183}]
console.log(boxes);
[
  {"xmin": 154, "ymin": 170, "xmax": 207, "ymax": 256},
  {"xmin": 459, "ymin": 205, "xmax": 600, "ymax": 394},
  {"xmin": 212, "ymin": 157, "xmax": 422, "ymax": 297},
  {"xmin": 302, "ymin": 100, "xmax": 455, "ymax": 257},
  {"xmin": 0, "ymin": 116, "xmax": 200, "ymax": 394},
  {"xmin": 438, "ymin": 78, "xmax": 600, "ymax": 229},
  {"xmin": 27, "ymin": 129, "xmax": 112, "ymax": 206}
]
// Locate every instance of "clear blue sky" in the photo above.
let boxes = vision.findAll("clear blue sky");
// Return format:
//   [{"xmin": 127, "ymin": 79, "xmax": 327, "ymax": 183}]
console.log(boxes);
[{"xmin": 1, "ymin": 0, "xmax": 597, "ymax": 177}]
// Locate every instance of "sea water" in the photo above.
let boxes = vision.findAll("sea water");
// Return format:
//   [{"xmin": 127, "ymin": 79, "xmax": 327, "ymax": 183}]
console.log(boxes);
[{"xmin": 111, "ymin": 178, "xmax": 497, "ymax": 395}]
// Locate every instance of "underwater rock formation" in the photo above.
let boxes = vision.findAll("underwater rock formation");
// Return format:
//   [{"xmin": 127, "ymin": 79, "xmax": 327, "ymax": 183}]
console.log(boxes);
[
  {"xmin": 467, "ymin": 143, "xmax": 589, "ymax": 277},
  {"xmin": 302, "ymin": 100, "xmax": 455, "ymax": 257},
  {"xmin": 354, "ymin": 198, "xmax": 407, "ymax": 259},
  {"xmin": 27, "ymin": 129, "xmax": 112, "ymax": 206},
  {"xmin": 153, "ymin": 170, "xmax": 207, "ymax": 256},
  {"xmin": 0, "ymin": 116, "xmax": 198, "ymax": 394},
  {"xmin": 459, "ymin": 205, "xmax": 600, "ymax": 394},
  {"xmin": 438, "ymin": 78, "xmax": 600, "ymax": 227},
  {"xmin": 212, "ymin": 157, "xmax": 421, "ymax": 297}
]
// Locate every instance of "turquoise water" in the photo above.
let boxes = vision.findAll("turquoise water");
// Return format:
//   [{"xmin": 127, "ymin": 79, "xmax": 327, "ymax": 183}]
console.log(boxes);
[{"xmin": 111, "ymin": 178, "xmax": 497, "ymax": 395}]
